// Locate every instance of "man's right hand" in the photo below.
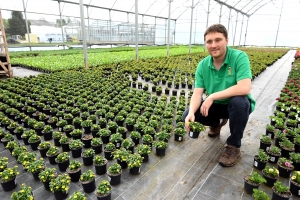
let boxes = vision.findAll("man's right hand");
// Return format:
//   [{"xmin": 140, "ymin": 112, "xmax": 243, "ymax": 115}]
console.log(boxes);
[{"xmin": 184, "ymin": 113, "xmax": 195, "ymax": 131}]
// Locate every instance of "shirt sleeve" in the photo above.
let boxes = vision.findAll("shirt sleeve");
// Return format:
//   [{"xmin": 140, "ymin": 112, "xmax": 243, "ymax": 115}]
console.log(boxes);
[
  {"xmin": 194, "ymin": 61, "xmax": 205, "ymax": 88},
  {"xmin": 235, "ymin": 51, "xmax": 252, "ymax": 82}
]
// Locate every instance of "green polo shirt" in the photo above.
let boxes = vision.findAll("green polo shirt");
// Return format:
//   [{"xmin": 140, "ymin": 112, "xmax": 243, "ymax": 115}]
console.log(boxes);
[{"xmin": 195, "ymin": 47, "xmax": 256, "ymax": 112}]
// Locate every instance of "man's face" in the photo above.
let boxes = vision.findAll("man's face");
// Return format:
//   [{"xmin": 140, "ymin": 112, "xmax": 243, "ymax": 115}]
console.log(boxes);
[{"xmin": 205, "ymin": 32, "xmax": 228, "ymax": 59}]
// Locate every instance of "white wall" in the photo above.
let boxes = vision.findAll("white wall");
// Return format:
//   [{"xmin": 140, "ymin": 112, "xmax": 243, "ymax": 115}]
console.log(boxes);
[{"xmin": 30, "ymin": 25, "xmax": 66, "ymax": 43}]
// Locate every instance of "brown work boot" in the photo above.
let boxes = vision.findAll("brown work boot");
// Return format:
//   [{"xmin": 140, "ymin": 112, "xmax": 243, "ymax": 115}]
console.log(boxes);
[
  {"xmin": 219, "ymin": 145, "xmax": 241, "ymax": 167},
  {"xmin": 208, "ymin": 119, "xmax": 228, "ymax": 137}
]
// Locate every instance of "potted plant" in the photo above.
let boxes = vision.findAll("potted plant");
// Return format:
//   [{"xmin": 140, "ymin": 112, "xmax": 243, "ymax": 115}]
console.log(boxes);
[
  {"xmin": 155, "ymin": 131, "xmax": 171, "ymax": 142},
  {"xmin": 91, "ymin": 137, "xmax": 103, "ymax": 154},
  {"xmin": 109, "ymin": 133, "xmax": 123, "ymax": 149},
  {"xmin": 96, "ymin": 180, "xmax": 111, "ymax": 200},
  {"xmin": 253, "ymin": 149, "xmax": 270, "ymax": 170},
  {"xmin": 274, "ymin": 130, "xmax": 286, "ymax": 147},
  {"xmin": 49, "ymin": 174, "xmax": 71, "ymax": 200},
  {"xmin": 11, "ymin": 183, "xmax": 33, "ymax": 200},
  {"xmin": 33, "ymin": 121, "xmax": 45, "ymax": 136},
  {"xmin": 93, "ymin": 155, "xmax": 108, "ymax": 175},
  {"xmin": 66, "ymin": 160, "xmax": 82, "ymax": 182},
  {"xmin": 39, "ymin": 167, "xmax": 57, "ymax": 190},
  {"xmin": 107, "ymin": 163, "xmax": 122, "ymax": 185},
  {"xmin": 56, "ymin": 152, "xmax": 70, "ymax": 172},
  {"xmin": 127, "ymin": 153, "xmax": 144, "ymax": 175},
  {"xmin": 130, "ymin": 131, "xmax": 141, "ymax": 146},
  {"xmin": 290, "ymin": 171, "xmax": 300, "ymax": 197},
  {"xmin": 112, "ymin": 148, "xmax": 130, "ymax": 169},
  {"xmin": 11, "ymin": 146, "xmax": 26, "ymax": 160},
  {"xmin": 48, "ymin": 116, "xmax": 58, "ymax": 129},
  {"xmin": 52, "ymin": 131, "xmax": 62, "ymax": 147},
  {"xmin": 57, "ymin": 119, "xmax": 67, "ymax": 132},
  {"xmin": 1, "ymin": 133, "xmax": 15, "ymax": 147},
  {"xmin": 70, "ymin": 129, "xmax": 83, "ymax": 140},
  {"xmin": 267, "ymin": 146, "xmax": 281, "ymax": 163},
  {"xmin": 91, "ymin": 124, "xmax": 101, "ymax": 137},
  {"xmin": 5, "ymin": 140, "xmax": 19, "ymax": 154},
  {"xmin": 13, "ymin": 125, "xmax": 24, "ymax": 140},
  {"xmin": 260, "ymin": 134, "xmax": 272, "ymax": 152},
  {"xmin": 80, "ymin": 169, "xmax": 96, "ymax": 193},
  {"xmin": 244, "ymin": 171, "xmax": 266, "ymax": 195},
  {"xmin": 0, "ymin": 165, "xmax": 18, "ymax": 191},
  {"xmin": 262, "ymin": 166, "xmax": 279, "ymax": 187},
  {"xmin": 188, "ymin": 121, "xmax": 206, "ymax": 138},
  {"xmin": 289, "ymin": 152, "xmax": 300, "ymax": 171},
  {"xmin": 279, "ymin": 137, "xmax": 295, "ymax": 158},
  {"xmin": 69, "ymin": 139, "xmax": 84, "ymax": 158},
  {"xmin": 265, "ymin": 124, "xmax": 274, "ymax": 139},
  {"xmin": 63, "ymin": 124, "xmax": 74, "ymax": 138},
  {"xmin": 98, "ymin": 129, "xmax": 111, "ymax": 144},
  {"xmin": 68, "ymin": 191, "xmax": 86, "ymax": 200},
  {"xmin": 59, "ymin": 135, "xmax": 71, "ymax": 152},
  {"xmin": 136, "ymin": 144, "xmax": 151, "ymax": 162},
  {"xmin": 28, "ymin": 133, "xmax": 41, "ymax": 151},
  {"xmin": 104, "ymin": 142, "xmax": 116, "ymax": 160},
  {"xmin": 125, "ymin": 117, "xmax": 135, "ymax": 131},
  {"xmin": 42, "ymin": 125, "xmax": 53, "ymax": 141},
  {"xmin": 72, "ymin": 117, "xmax": 82, "ymax": 129},
  {"xmin": 82, "ymin": 134, "xmax": 93, "ymax": 148},
  {"xmin": 277, "ymin": 157, "xmax": 294, "ymax": 178},
  {"xmin": 17, "ymin": 151, "xmax": 37, "ymax": 170},
  {"xmin": 27, "ymin": 157, "xmax": 45, "ymax": 181},
  {"xmin": 271, "ymin": 181, "xmax": 292, "ymax": 200},
  {"xmin": 81, "ymin": 119, "xmax": 93, "ymax": 134},
  {"xmin": 142, "ymin": 134, "xmax": 153, "ymax": 148},
  {"xmin": 252, "ymin": 189, "xmax": 271, "ymax": 200},
  {"xmin": 46, "ymin": 146, "xmax": 60, "ymax": 165},
  {"xmin": 38, "ymin": 141, "xmax": 51, "ymax": 158},
  {"xmin": 173, "ymin": 127, "xmax": 186, "ymax": 142},
  {"xmin": 153, "ymin": 140, "xmax": 168, "ymax": 157},
  {"xmin": 81, "ymin": 149, "xmax": 95, "ymax": 166}
]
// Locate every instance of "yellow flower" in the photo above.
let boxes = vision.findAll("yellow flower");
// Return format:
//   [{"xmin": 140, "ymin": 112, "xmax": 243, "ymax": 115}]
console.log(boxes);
[
  {"xmin": 297, "ymin": 171, "xmax": 300, "ymax": 176},
  {"xmin": 106, "ymin": 187, "xmax": 110, "ymax": 190},
  {"xmin": 269, "ymin": 169, "xmax": 273, "ymax": 172},
  {"xmin": 74, "ymin": 195, "xmax": 77, "ymax": 198},
  {"xmin": 21, "ymin": 190, "xmax": 24, "ymax": 192},
  {"xmin": 292, "ymin": 176, "xmax": 296, "ymax": 180},
  {"xmin": 65, "ymin": 187, "xmax": 68, "ymax": 191},
  {"xmin": 62, "ymin": 185, "xmax": 65, "ymax": 188}
]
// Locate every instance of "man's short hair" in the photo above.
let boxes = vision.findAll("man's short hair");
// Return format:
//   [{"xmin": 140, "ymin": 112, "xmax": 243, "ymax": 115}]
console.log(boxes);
[{"xmin": 204, "ymin": 24, "xmax": 228, "ymax": 41}]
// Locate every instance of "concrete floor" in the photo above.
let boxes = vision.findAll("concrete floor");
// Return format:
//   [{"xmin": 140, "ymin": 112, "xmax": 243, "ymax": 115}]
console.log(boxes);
[{"xmin": 0, "ymin": 50, "xmax": 298, "ymax": 200}]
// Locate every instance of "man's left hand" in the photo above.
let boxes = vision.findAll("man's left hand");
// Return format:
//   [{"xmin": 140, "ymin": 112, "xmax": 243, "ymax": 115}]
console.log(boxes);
[{"xmin": 200, "ymin": 97, "xmax": 213, "ymax": 117}]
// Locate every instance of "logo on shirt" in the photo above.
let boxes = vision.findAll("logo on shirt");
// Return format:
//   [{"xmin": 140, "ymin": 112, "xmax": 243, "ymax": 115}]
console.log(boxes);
[{"xmin": 228, "ymin": 67, "xmax": 232, "ymax": 76}]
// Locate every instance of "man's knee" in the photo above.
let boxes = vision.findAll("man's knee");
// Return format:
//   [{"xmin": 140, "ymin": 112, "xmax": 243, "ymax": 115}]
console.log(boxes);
[{"xmin": 229, "ymin": 96, "xmax": 250, "ymax": 111}]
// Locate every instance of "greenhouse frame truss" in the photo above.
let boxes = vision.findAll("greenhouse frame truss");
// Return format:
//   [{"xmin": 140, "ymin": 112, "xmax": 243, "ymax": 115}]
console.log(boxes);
[{"xmin": 0, "ymin": 0, "xmax": 289, "ymax": 65}]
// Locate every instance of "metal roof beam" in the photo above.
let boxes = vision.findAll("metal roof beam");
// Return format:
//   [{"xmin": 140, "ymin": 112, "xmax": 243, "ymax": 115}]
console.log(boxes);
[
  {"xmin": 213, "ymin": 0, "xmax": 250, "ymax": 17},
  {"xmin": 52, "ymin": 0, "xmax": 176, "ymax": 20}
]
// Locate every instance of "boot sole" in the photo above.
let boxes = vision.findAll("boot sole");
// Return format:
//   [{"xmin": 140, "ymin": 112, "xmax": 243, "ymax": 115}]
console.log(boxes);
[{"xmin": 219, "ymin": 153, "xmax": 241, "ymax": 167}]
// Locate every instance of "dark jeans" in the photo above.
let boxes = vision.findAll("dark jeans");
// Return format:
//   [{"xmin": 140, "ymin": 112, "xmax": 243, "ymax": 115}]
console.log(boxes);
[{"xmin": 182, "ymin": 96, "xmax": 251, "ymax": 148}]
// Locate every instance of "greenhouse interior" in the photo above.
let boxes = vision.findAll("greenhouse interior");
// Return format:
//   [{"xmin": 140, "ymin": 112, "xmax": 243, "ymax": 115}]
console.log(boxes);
[{"xmin": 0, "ymin": 0, "xmax": 300, "ymax": 199}]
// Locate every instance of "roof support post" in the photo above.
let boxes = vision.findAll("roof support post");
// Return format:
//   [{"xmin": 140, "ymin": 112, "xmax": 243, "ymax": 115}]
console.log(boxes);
[
  {"xmin": 135, "ymin": 0, "xmax": 138, "ymax": 61},
  {"xmin": 188, "ymin": 0, "xmax": 194, "ymax": 55},
  {"xmin": 275, "ymin": 0, "xmax": 284, "ymax": 47},
  {"xmin": 58, "ymin": 1, "xmax": 65, "ymax": 49},
  {"xmin": 109, "ymin": 10, "xmax": 112, "ymax": 48},
  {"xmin": 22, "ymin": 0, "xmax": 32, "ymax": 51},
  {"xmin": 243, "ymin": 16, "xmax": 249, "ymax": 46},
  {"xmin": 79, "ymin": 0, "xmax": 88, "ymax": 68},
  {"xmin": 238, "ymin": 14, "xmax": 244, "ymax": 46},
  {"xmin": 233, "ymin": 12, "xmax": 238, "ymax": 46},
  {"xmin": 167, "ymin": 0, "xmax": 172, "ymax": 57}
]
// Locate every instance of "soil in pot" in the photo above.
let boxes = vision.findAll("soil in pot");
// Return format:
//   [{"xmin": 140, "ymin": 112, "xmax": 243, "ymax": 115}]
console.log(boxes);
[{"xmin": 82, "ymin": 134, "xmax": 93, "ymax": 148}]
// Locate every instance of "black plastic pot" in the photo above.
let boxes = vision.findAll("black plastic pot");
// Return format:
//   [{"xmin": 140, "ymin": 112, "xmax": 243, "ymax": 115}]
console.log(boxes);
[
  {"xmin": 107, "ymin": 172, "xmax": 121, "ymax": 185},
  {"xmin": 47, "ymin": 153, "xmax": 59, "ymax": 165},
  {"xmin": 92, "ymin": 144, "xmax": 102, "ymax": 154},
  {"xmin": 67, "ymin": 168, "xmax": 81, "ymax": 182},
  {"xmin": 156, "ymin": 147, "xmax": 166, "ymax": 157},
  {"xmin": 189, "ymin": 131, "xmax": 200, "ymax": 139},
  {"xmin": 61, "ymin": 143, "xmax": 70, "ymax": 152},
  {"xmin": 38, "ymin": 147, "xmax": 49, "ymax": 158},
  {"xmin": 129, "ymin": 165, "xmax": 141, "ymax": 175},
  {"xmin": 53, "ymin": 138, "xmax": 61, "ymax": 147},
  {"xmin": 253, "ymin": 156, "xmax": 267, "ymax": 170},
  {"xmin": 82, "ymin": 155, "xmax": 94, "ymax": 166},
  {"xmin": 1, "ymin": 177, "xmax": 17, "ymax": 191},
  {"xmin": 81, "ymin": 178, "xmax": 96, "ymax": 193},
  {"xmin": 101, "ymin": 136, "xmax": 110, "ymax": 144},
  {"xmin": 29, "ymin": 140, "xmax": 41, "ymax": 151},
  {"xmin": 174, "ymin": 134, "xmax": 184, "ymax": 142},
  {"xmin": 53, "ymin": 190, "xmax": 68, "ymax": 200},
  {"xmin": 244, "ymin": 175, "xmax": 259, "ymax": 195},
  {"xmin": 57, "ymin": 159, "xmax": 70, "ymax": 172},
  {"xmin": 96, "ymin": 192, "xmax": 111, "ymax": 200},
  {"xmin": 104, "ymin": 150, "xmax": 113, "ymax": 160},
  {"xmin": 94, "ymin": 163, "xmax": 107, "ymax": 175},
  {"xmin": 71, "ymin": 148, "xmax": 82, "ymax": 158},
  {"xmin": 82, "ymin": 135, "xmax": 93, "ymax": 148},
  {"xmin": 43, "ymin": 131, "xmax": 53, "ymax": 141}
]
